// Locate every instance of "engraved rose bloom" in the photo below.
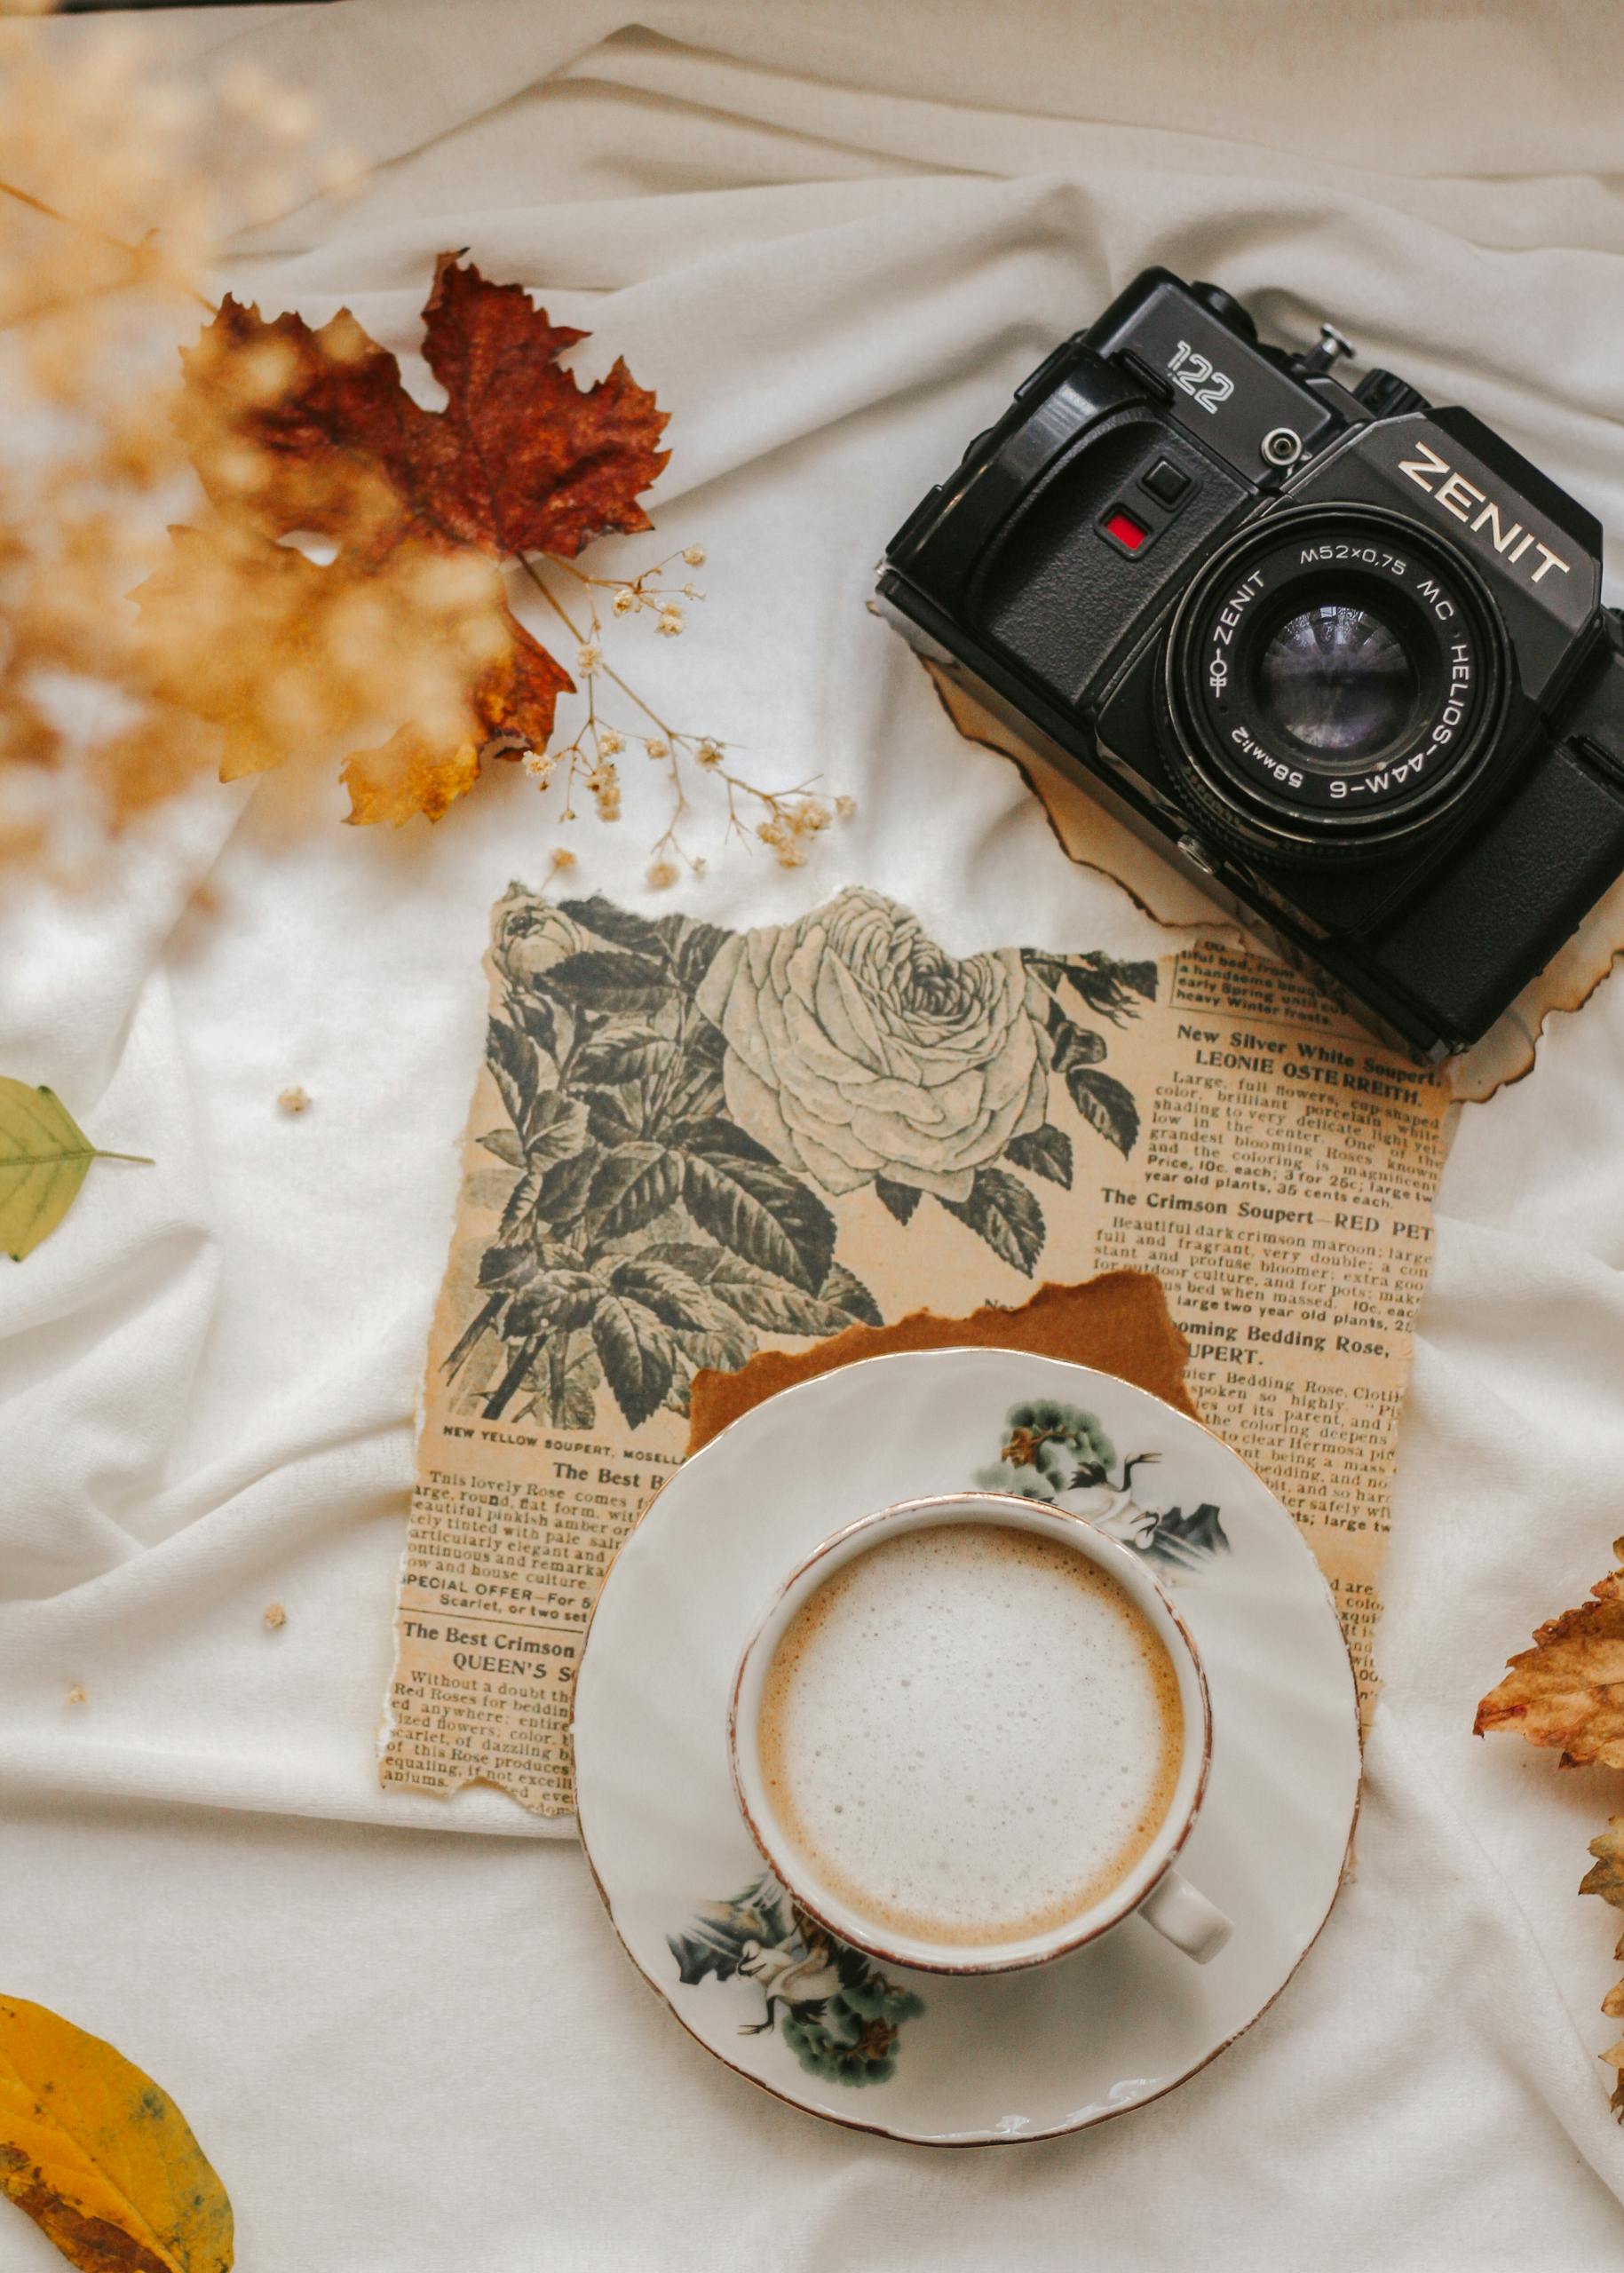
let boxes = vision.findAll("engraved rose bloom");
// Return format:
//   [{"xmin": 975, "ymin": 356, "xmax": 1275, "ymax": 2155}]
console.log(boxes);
[
  {"xmin": 491, "ymin": 886, "xmax": 586, "ymax": 983},
  {"xmin": 694, "ymin": 886, "xmax": 1048, "ymax": 1201}
]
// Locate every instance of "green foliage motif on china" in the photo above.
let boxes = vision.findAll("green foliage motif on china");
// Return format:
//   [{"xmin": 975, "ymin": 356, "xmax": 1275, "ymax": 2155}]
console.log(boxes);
[
  {"xmin": 976, "ymin": 1398, "xmax": 1232, "ymax": 1573},
  {"xmin": 668, "ymin": 1873, "xmax": 923, "ymax": 2088}
]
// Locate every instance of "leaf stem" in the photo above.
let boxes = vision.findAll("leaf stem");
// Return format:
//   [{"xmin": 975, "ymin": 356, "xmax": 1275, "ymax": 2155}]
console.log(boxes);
[{"xmin": 93, "ymin": 1150, "xmax": 155, "ymax": 1166}]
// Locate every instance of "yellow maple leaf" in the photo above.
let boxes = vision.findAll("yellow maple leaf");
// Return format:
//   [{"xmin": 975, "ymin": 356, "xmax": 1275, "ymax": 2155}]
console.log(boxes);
[{"xmin": 0, "ymin": 1994, "xmax": 232, "ymax": 2271}]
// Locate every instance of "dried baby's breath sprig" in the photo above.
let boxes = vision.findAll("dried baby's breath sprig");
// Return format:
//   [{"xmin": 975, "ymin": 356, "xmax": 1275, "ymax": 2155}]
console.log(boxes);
[{"xmin": 518, "ymin": 550, "xmax": 853, "ymax": 876}]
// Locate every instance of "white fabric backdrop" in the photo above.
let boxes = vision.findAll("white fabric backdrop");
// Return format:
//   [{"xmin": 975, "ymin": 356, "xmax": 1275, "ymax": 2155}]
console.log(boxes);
[{"xmin": 5, "ymin": 2, "xmax": 1624, "ymax": 2263}]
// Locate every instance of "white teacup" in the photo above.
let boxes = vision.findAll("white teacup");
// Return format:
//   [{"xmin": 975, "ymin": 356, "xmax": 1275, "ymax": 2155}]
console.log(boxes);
[{"xmin": 729, "ymin": 1492, "xmax": 1232, "ymax": 1974}]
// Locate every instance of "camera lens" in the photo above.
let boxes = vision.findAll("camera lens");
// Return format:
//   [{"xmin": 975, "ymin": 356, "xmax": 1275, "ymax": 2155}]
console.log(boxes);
[
  {"xmin": 1161, "ymin": 506, "xmax": 1505, "ymax": 859},
  {"xmin": 1253, "ymin": 602, "xmax": 1419, "ymax": 766}
]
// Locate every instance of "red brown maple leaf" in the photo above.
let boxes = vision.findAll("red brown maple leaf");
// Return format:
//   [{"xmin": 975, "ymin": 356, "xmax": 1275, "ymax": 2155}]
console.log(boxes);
[{"xmin": 168, "ymin": 253, "xmax": 669, "ymax": 822}]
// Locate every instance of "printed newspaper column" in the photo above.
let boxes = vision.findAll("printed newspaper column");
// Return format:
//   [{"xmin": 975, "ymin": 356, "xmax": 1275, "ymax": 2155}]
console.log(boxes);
[
  {"xmin": 1076, "ymin": 937, "xmax": 1449, "ymax": 1699},
  {"xmin": 381, "ymin": 886, "xmax": 1452, "ymax": 1818}
]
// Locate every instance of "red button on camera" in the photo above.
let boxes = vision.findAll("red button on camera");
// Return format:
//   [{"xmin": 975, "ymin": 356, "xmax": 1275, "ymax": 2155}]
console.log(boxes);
[{"xmin": 1104, "ymin": 509, "xmax": 1148, "ymax": 552}]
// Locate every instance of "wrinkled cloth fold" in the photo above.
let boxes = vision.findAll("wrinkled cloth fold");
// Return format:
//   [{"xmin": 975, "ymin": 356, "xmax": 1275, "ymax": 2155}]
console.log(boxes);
[{"xmin": 4, "ymin": 3, "xmax": 1624, "ymax": 2264}]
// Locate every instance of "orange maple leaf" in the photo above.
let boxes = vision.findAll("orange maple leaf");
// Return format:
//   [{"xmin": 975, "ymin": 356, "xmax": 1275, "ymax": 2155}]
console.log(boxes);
[
  {"xmin": 1473, "ymin": 1540, "xmax": 1624, "ymax": 1767},
  {"xmin": 170, "ymin": 253, "xmax": 669, "ymax": 823}
]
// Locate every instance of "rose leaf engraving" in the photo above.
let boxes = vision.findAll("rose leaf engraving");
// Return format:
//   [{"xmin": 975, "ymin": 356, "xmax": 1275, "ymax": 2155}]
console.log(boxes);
[
  {"xmin": 1004, "ymin": 1124, "xmax": 1073, "ymax": 1189},
  {"xmin": 939, "ymin": 1165, "xmax": 1045, "ymax": 1277},
  {"xmin": 679, "ymin": 1151, "xmax": 836, "ymax": 1295},
  {"xmin": 1064, "ymin": 1066, "xmax": 1141, "ymax": 1157},
  {"xmin": 591, "ymin": 1293, "xmax": 677, "ymax": 1429},
  {"xmin": 873, "ymin": 1174, "xmax": 921, "ymax": 1225}
]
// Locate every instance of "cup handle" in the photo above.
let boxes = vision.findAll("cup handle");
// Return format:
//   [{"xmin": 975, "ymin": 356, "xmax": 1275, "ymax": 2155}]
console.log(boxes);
[{"xmin": 1139, "ymin": 1868, "xmax": 1232, "ymax": 1964}]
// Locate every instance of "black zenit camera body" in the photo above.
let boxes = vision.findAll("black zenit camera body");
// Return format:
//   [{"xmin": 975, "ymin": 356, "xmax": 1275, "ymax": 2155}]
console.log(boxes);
[{"xmin": 876, "ymin": 267, "xmax": 1624, "ymax": 1059}]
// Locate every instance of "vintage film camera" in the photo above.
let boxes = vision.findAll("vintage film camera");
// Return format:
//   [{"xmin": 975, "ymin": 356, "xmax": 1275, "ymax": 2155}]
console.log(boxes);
[{"xmin": 876, "ymin": 267, "xmax": 1624, "ymax": 1059}]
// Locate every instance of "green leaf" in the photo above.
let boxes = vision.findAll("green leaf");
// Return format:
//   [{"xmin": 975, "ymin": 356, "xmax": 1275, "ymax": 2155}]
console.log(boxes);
[
  {"xmin": 557, "ymin": 895, "xmax": 667, "ymax": 955},
  {"xmin": 589, "ymin": 1144, "xmax": 684, "ymax": 1239},
  {"xmin": 542, "ymin": 949, "xmax": 675, "ymax": 1011},
  {"xmin": 1004, "ymin": 1124, "xmax": 1073, "ymax": 1189},
  {"xmin": 1066, "ymin": 1067, "xmax": 1140, "ymax": 1156},
  {"xmin": 573, "ymin": 1033, "xmax": 676, "ymax": 1085},
  {"xmin": 873, "ymin": 1174, "xmax": 921, "ymax": 1225},
  {"xmin": 680, "ymin": 1150, "xmax": 836, "ymax": 1294},
  {"xmin": 591, "ymin": 1294, "xmax": 676, "ymax": 1429},
  {"xmin": 939, "ymin": 1165, "xmax": 1046, "ymax": 1277},
  {"xmin": 819, "ymin": 1261, "xmax": 883, "ymax": 1327},
  {"xmin": 0, "ymin": 1080, "xmax": 151, "ymax": 1263}
]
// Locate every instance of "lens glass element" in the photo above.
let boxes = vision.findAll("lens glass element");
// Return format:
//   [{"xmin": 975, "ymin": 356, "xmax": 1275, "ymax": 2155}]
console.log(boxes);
[{"xmin": 1253, "ymin": 602, "xmax": 1417, "ymax": 766}]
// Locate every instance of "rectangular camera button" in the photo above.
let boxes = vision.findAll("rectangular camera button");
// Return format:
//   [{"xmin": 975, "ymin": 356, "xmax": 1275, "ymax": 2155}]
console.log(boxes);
[
  {"xmin": 1141, "ymin": 457, "xmax": 1191, "ymax": 505},
  {"xmin": 1103, "ymin": 508, "xmax": 1149, "ymax": 553}
]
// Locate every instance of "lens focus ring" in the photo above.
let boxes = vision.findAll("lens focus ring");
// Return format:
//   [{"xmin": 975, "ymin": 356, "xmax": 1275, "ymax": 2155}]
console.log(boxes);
[{"xmin": 1160, "ymin": 504, "xmax": 1507, "ymax": 865}]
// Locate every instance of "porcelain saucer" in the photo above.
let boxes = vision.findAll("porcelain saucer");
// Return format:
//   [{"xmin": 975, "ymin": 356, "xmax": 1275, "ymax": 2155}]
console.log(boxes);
[{"xmin": 572, "ymin": 1349, "xmax": 1360, "ymax": 2146}]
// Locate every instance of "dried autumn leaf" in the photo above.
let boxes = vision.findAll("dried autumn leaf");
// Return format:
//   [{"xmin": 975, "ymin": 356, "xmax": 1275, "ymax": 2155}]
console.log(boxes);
[
  {"xmin": 0, "ymin": 1080, "xmax": 150, "ymax": 1263},
  {"xmin": 1473, "ymin": 1540, "xmax": 1624, "ymax": 1766},
  {"xmin": 0, "ymin": 1992, "xmax": 232, "ymax": 2271},
  {"xmin": 174, "ymin": 254, "xmax": 669, "ymax": 825},
  {"xmin": 1580, "ymin": 1819, "xmax": 1624, "ymax": 2117}
]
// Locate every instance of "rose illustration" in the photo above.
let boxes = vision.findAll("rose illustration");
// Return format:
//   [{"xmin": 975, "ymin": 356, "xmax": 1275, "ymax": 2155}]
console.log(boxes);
[
  {"xmin": 491, "ymin": 886, "xmax": 586, "ymax": 984},
  {"xmin": 694, "ymin": 887, "xmax": 1048, "ymax": 1200}
]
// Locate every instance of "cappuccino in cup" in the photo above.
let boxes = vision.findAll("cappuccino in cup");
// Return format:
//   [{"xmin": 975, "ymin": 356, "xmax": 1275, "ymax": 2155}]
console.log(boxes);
[
  {"xmin": 756, "ymin": 1522, "xmax": 1184, "ymax": 1948},
  {"xmin": 731, "ymin": 1494, "xmax": 1231, "ymax": 1971}
]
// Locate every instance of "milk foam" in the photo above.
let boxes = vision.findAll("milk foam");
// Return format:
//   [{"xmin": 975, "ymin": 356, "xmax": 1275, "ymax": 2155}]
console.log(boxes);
[{"xmin": 757, "ymin": 1523, "xmax": 1184, "ymax": 1946}]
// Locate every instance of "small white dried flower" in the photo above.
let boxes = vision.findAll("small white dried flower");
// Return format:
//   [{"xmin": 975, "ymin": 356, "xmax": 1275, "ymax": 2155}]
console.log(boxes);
[
  {"xmin": 278, "ymin": 1086, "xmax": 311, "ymax": 1115},
  {"xmin": 655, "ymin": 607, "xmax": 684, "ymax": 638},
  {"xmin": 682, "ymin": 545, "xmax": 706, "ymax": 566},
  {"xmin": 264, "ymin": 1602, "xmax": 288, "ymax": 1630},
  {"xmin": 596, "ymin": 727, "xmax": 625, "ymax": 756},
  {"xmin": 836, "ymin": 795, "xmax": 857, "ymax": 820},
  {"xmin": 591, "ymin": 760, "xmax": 622, "ymax": 820},
  {"xmin": 611, "ymin": 586, "xmax": 637, "ymax": 616},
  {"xmin": 66, "ymin": 1683, "xmax": 87, "ymax": 1708},
  {"xmin": 550, "ymin": 847, "xmax": 578, "ymax": 871},
  {"xmin": 522, "ymin": 750, "xmax": 551, "ymax": 780},
  {"xmin": 695, "ymin": 739, "xmax": 724, "ymax": 769},
  {"xmin": 646, "ymin": 859, "xmax": 679, "ymax": 891},
  {"xmin": 644, "ymin": 737, "xmax": 670, "ymax": 762},
  {"xmin": 682, "ymin": 583, "xmax": 704, "ymax": 601},
  {"xmin": 576, "ymin": 641, "xmax": 602, "ymax": 676}
]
